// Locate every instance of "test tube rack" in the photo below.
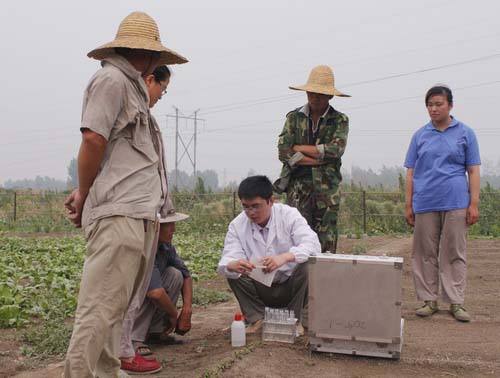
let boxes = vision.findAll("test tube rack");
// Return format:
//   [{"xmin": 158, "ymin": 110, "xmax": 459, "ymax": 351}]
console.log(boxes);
[{"xmin": 262, "ymin": 307, "xmax": 297, "ymax": 344}]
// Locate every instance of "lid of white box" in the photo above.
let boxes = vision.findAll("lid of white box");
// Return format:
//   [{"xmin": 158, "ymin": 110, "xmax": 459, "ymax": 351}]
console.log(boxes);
[{"xmin": 310, "ymin": 253, "xmax": 403, "ymax": 265}]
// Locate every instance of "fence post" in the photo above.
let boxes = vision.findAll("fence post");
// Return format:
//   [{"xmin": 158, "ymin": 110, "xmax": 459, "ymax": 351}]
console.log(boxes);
[
  {"xmin": 13, "ymin": 191, "xmax": 17, "ymax": 222},
  {"xmin": 232, "ymin": 191, "xmax": 236, "ymax": 218},
  {"xmin": 362, "ymin": 190, "xmax": 366, "ymax": 235}
]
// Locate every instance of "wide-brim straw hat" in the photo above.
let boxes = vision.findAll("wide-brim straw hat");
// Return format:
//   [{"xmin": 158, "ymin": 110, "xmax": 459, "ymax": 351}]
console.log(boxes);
[
  {"xmin": 87, "ymin": 11, "xmax": 188, "ymax": 65},
  {"xmin": 289, "ymin": 65, "xmax": 350, "ymax": 97}
]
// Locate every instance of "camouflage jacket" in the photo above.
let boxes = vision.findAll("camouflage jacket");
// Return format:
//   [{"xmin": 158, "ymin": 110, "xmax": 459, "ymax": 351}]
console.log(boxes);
[{"xmin": 275, "ymin": 105, "xmax": 349, "ymax": 193}]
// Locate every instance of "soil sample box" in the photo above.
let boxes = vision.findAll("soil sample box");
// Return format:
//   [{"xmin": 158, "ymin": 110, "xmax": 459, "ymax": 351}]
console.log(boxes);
[{"xmin": 308, "ymin": 254, "xmax": 404, "ymax": 359}]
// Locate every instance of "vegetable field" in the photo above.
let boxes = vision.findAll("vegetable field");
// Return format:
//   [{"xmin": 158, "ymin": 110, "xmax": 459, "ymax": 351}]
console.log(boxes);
[{"xmin": 0, "ymin": 230, "xmax": 226, "ymax": 362}]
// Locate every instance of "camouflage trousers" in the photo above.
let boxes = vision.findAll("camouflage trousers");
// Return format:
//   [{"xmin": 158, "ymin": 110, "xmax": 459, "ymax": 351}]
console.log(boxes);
[{"xmin": 286, "ymin": 178, "xmax": 340, "ymax": 253}]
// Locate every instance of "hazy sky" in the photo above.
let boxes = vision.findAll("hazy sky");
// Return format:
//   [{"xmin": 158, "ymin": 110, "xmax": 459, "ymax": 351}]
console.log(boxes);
[{"xmin": 1, "ymin": 0, "xmax": 499, "ymax": 186}]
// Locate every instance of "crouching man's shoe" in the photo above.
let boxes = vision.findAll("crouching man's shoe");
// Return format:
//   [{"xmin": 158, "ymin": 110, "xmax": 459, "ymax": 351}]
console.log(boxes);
[
  {"xmin": 415, "ymin": 300, "xmax": 438, "ymax": 317},
  {"xmin": 120, "ymin": 353, "xmax": 162, "ymax": 375},
  {"xmin": 450, "ymin": 304, "xmax": 471, "ymax": 322}
]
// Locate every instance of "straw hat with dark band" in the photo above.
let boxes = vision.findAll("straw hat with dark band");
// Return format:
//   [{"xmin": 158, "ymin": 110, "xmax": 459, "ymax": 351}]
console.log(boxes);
[
  {"xmin": 88, "ymin": 11, "xmax": 188, "ymax": 65},
  {"xmin": 289, "ymin": 65, "xmax": 350, "ymax": 97}
]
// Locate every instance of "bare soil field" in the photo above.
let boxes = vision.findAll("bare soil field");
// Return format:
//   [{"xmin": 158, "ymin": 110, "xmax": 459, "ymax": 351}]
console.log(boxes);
[{"xmin": 3, "ymin": 236, "xmax": 499, "ymax": 378}]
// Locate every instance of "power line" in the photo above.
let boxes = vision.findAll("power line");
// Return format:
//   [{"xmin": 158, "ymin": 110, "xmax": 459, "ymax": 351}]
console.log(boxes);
[
  {"xmin": 197, "ymin": 53, "xmax": 500, "ymax": 116},
  {"xmin": 173, "ymin": 0, "xmax": 494, "ymax": 97},
  {"xmin": 344, "ymin": 53, "xmax": 500, "ymax": 88},
  {"xmin": 192, "ymin": 78, "xmax": 500, "ymax": 136}
]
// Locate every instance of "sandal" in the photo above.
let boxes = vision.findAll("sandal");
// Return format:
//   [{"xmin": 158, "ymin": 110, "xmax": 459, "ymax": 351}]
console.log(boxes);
[{"xmin": 134, "ymin": 342, "xmax": 153, "ymax": 357}]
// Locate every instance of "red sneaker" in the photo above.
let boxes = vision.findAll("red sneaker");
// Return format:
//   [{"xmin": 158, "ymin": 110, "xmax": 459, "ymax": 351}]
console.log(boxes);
[{"xmin": 120, "ymin": 353, "xmax": 162, "ymax": 375}]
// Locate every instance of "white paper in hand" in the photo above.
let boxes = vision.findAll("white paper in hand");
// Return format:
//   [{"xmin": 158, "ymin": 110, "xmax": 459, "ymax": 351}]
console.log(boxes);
[{"xmin": 248, "ymin": 258, "xmax": 277, "ymax": 287}]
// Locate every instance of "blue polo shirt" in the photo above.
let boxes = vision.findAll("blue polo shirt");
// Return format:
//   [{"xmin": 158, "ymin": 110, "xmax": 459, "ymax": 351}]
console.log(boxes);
[{"xmin": 404, "ymin": 117, "xmax": 481, "ymax": 213}]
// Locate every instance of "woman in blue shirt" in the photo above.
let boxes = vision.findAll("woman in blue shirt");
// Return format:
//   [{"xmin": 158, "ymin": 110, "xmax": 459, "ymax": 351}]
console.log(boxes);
[{"xmin": 404, "ymin": 85, "xmax": 481, "ymax": 322}]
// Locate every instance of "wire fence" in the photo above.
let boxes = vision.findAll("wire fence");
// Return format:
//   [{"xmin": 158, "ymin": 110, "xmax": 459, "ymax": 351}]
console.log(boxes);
[{"xmin": 0, "ymin": 190, "xmax": 498, "ymax": 236}]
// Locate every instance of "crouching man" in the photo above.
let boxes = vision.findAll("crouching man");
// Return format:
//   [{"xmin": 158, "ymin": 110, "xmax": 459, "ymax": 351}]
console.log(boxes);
[
  {"xmin": 124, "ymin": 207, "xmax": 192, "ymax": 368},
  {"xmin": 218, "ymin": 175, "xmax": 320, "ymax": 332}
]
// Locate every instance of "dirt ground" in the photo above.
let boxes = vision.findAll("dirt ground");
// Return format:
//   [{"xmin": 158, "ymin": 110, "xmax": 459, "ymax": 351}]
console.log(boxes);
[{"xmin": 3, "ymin": 235, "xmax": 500, "ymax": 378}]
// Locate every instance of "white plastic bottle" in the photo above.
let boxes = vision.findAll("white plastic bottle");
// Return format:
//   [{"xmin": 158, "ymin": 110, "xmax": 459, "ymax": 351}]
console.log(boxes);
[{"xmin": 231, "ymin": 312, "xmax": 246, "ymax": 347}]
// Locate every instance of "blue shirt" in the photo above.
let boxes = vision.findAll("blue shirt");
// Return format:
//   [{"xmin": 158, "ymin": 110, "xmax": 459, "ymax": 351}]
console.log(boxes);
[
  {"xmin": 404, "ymin": 117, "xmax": 481, "ymax": 213},
  {"xmin": 148, "ymin": 242, "xmax": 190, "ymax": 291}
]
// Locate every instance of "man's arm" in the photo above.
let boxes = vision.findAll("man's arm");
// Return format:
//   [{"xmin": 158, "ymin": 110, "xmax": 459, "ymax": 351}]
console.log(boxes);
[
  {"xmin": 277, "ymin": 113, "xmax": 325, "ymax": 167},
  {"xmin": 218, "ymin": 222, "xmax": 255, "ymax": 278},
  {"xmin": 263, "ymin": 207, "xmax": 321, "ymax": 273},
  {"xmin": 277, "ymin": 114, "xmax": 296, "ymax": 163},
  {"xmin": 176, "ymin": 276, "xmax": 193, "ymax": 335},
  {"xmin": 295, "ymin": 154, "xmax": 325, "ymax": 166},
  {"xmin": 316, "ymin": 114, "xmax": 349, "ymax": 163},
  {"xmin": 64, "ymin": 129, "xmax": 107, "ymax": 227},
  {"xmin": 146, "ymin": 288, "xmax": 178, "ymax": 335},
  {"xmin": 292, "ymin": 145, "xmax": 321, "ymax": 159},
  {"xmin": 65, "ymin": 73, "xmax": 123, "ymax": 227},
  {"xmin": 467, "ymin": 165, "xmax": 480, "ymax": 225}
]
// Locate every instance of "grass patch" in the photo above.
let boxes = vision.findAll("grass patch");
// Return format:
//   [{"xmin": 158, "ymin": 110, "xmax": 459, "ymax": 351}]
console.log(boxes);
[
  {"xmin": 201, "ymin": 342, "xmax": 261, "ymax": 377},
  {"xmin": 193, "ymin": 287, "xmax": 231, "ymax": 306},
  {"xmin": 20, "ymin": 315, "xmax": 72, "ymax": 359},
  {"xmin": 351, "ymin": 244, "xmax": 367, "ymax": 255}
]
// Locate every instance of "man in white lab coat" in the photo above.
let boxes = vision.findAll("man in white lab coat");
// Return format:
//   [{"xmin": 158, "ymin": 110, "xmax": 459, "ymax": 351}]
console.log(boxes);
[{"xmin": 218, "ymin": 175, "xmax": 321, "ymax": 331}]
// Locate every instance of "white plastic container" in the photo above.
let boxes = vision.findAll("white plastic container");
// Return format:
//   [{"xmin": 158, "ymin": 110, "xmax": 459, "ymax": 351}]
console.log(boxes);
[{"xmin": 231, "ymin": 312, "xmax": 246, "ymax": 347}]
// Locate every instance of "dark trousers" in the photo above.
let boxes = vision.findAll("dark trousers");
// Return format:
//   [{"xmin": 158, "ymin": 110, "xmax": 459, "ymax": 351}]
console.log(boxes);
[{"xmin": 227, "ymin": 262, "xmax": 309, "ymax": 326}]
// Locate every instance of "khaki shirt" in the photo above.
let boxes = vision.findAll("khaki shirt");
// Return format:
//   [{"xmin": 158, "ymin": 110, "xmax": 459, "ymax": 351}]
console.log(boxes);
[{"xmin": 81, "ymin": 54, "xmax": 166, "ymax": 228}]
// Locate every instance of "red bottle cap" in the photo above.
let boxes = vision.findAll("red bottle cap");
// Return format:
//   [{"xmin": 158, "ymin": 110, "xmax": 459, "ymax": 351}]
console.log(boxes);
[{"xmin": 234, "ymin": 312, "xmax": 243, "ymax": 321}]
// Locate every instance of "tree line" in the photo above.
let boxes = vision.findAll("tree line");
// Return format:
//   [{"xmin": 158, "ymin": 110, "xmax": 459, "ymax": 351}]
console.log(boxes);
[{"xmin": 2, "ymin": 158, "xmax": 500, "ymax": 192}]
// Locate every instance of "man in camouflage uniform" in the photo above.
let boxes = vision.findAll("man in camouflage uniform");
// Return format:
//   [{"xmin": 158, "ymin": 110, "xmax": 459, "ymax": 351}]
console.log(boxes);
[{"xmin": 276, "ymin": 65, "xmax": 350, "ymax": 253}]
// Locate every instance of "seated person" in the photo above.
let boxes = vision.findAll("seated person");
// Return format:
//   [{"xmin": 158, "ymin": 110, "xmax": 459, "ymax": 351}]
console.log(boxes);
[
  {"xmin": 130, "ymin": 206, "xmax": 193, "ymax": 356},
  {"xmin": 218, "ymin": 175, "xmax": 320, "ymax": 332}
]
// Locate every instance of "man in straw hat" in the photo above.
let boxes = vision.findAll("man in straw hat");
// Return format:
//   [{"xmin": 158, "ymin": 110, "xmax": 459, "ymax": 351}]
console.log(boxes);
[
  {"xmin": 275, "ymin": 65, "xmax": 350, "ymax": 253},
  {"xmin": 63, "ymin": 11, "xmax": 187, "ymax": 377},
  {"xmin": 121, "ymin": 206, "xmax": 192, "ymax": 373}
]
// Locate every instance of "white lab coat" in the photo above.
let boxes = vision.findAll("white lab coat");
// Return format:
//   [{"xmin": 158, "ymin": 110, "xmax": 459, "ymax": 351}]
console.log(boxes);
[{"xmin": 218, "ymin": 203, "xmax": 320, "ymax": 279}]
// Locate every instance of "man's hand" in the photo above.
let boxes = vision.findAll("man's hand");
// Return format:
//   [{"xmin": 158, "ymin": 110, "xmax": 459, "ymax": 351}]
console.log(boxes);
[
  {"xmin": 466, "ymin": 204, "xmax": 479, "ymax": 225},
  {"xmin": 64, "ymin": 188, "xmax": 87, "ymax": 228},
  {"xmin": 227, "ymin": 259, "xmax": 255, "ymax": 275},
  {"xmin": 163, "ymin": 311, "xmax": 178, "ymax": 336},
  {"xmin": 175, "ymin": 307, "xmax": 192, "ymax": 335},
  {"xmin": 405, "ymin": 205, "xmax": 414, "ymax": 227},
  {"xmin": 262, "ymin": 253, "xmax": 294, "ymax": 273}
]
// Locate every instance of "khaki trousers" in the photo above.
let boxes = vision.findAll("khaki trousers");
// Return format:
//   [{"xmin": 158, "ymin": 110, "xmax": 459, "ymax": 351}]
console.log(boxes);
[
  {"xmin": 119, "ymin": 228, "xmax": 159, "ymax": 359},
  {"xmin": 64, "ymin": 216, "xmax": 156, "ymax": 378},
  {"xmin": 412, "ymin": 209, "xmax": 467, "ymax": 304}
]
